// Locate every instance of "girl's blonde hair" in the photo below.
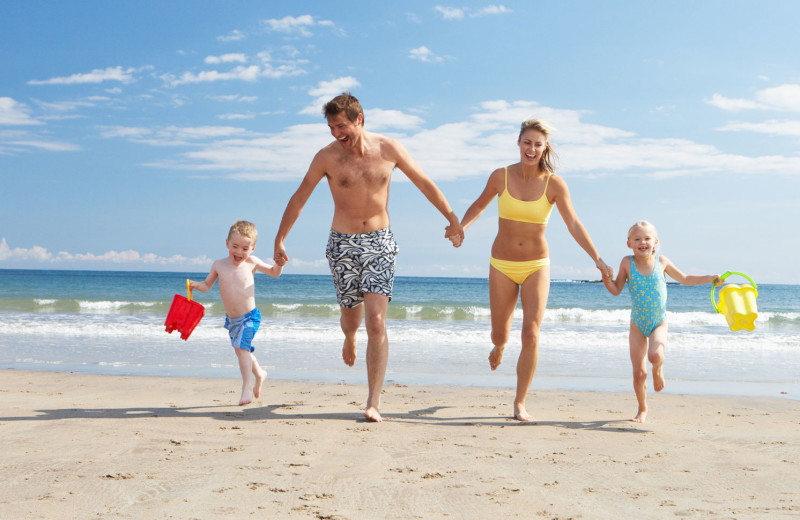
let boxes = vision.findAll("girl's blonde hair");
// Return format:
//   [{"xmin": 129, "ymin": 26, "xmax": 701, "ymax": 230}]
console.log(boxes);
[
  {"xmin": 518, "ymin": 119, "xmax": 558, "ymax": 173},
  {"xmin": 628, "ymin": 220, "xmax": 658, "ymax": 255}
]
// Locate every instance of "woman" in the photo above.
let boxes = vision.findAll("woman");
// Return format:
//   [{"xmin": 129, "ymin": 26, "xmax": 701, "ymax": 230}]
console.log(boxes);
[{"xmin": 460, "ymin": 119, "xmax": 610, "ymax": 421}]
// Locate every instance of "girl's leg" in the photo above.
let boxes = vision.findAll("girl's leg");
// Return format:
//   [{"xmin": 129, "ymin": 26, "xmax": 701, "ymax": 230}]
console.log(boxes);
[
  {"xmin": 648, "ymin": 321, "xmax": 668, "ymax": 392},
  {"xmin": 513, "ymin": 265, "xmax": 550, "ymax": 421},
  {"xmin": 488, "ymin": 266, "xmax": 520, "ymax": 371},
  {"xmin": 629, "ymin": 322, "xmax": 649, "ymax": 422}
]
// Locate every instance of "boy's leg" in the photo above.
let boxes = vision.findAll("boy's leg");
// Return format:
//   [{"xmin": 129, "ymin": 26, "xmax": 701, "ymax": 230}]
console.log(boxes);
[
  {"xmin": 234, "ymin": 347, "xmax": 255, "ymax": 406},
  {"xmin": 648, "ymin": 322, "xmax": 668, "ymax": 392},
  {"xmin": 251, "ymin": 353, "xmax": 267, "ymax": 399},
  {"xmin": 629, "ymin": 321, "xmax": 649, "ymax": 423}
]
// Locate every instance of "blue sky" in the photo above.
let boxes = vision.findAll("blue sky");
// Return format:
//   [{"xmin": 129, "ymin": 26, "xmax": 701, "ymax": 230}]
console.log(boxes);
[{"xmin": 1, "ymin": 1, "xmax": 799, "ymax": 283}]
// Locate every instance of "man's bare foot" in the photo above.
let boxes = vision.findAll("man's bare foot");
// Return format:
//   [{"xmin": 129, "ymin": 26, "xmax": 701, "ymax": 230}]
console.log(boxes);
[
  {"xmin": 488, "ymin": 345, "xmax": 505, "ymax": 371},
  {"xmin": 342, "ymin": 338, "xmax": 357, "ymax": 367},
  {"xmin": 653, "ymin": 365, "xmax": 665, "ymax": 392},
  {"xmin": 364, "ymin": 406, "xmax": 382, "ymax": 422},
  {"xmin": 514, "ymin": 403, "xmax": 533, "ymax": 422},
  {"xmin": 253, "ymin": 368, "xmax": 267, "ymax": 399},
  {"xmin": 632, "ymin": 409, "xmax": 648, "ymax": 423},
  {"xmin": 239, "ymin": 386, "xmax": 254, "ymax": 406}
]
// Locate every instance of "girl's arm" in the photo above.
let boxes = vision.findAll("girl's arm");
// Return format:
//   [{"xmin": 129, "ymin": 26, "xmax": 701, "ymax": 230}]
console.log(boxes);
[
  {"xmin": 189, "ymin": 262, "xmax": 219, "ymax": 292},
  {"xmin": 661, "ymin": 256, "xmax": 720, "ymax": 286},
  {"xmin": 551, "ymin": 175, "xmax": 610, "ymax": 275},
  {"xmin": 250, "ymin": 255, "xmax": 283, "ymax": 278},
  {"xmin": 603, "ymin": 257, "xmax": 629, "ymax": 296},
  {"xmin": 460, "ymin": 169, "xmax": 503, "ymax": 232}
]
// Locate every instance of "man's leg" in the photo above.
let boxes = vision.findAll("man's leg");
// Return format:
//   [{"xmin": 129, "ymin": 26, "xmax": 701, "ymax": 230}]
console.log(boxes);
[
  {"xmin": 362, "ymin": 292, "xmax": 389, "ymax": 422},
  {"xmin": 340, "ymin": 304, "xmax": 363, "ymax": 366}
]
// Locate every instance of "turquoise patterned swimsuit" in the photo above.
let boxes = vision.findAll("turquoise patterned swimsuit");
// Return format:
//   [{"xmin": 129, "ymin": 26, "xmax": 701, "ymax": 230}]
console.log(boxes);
[{"xmin": 628, "ymin": 255, "xmax": 667, "ymax": 337}]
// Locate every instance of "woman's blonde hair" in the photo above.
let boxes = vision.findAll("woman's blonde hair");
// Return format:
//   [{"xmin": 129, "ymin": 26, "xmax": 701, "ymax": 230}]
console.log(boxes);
[{"xmin": 518, "ymin": 119, "xmax": 558, "ymax": 173}]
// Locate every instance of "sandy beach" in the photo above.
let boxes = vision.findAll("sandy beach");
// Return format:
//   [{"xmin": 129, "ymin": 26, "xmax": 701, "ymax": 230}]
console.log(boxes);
[{"xmin": 1, "ymin": 370, "xmax": 798, "ymax": 519}]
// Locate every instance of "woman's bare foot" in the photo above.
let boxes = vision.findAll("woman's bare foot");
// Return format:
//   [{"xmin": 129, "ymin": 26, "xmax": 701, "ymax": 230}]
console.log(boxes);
[
  {"xmin": 342, "ymin": 338, "xmax": 357, "ymax": 367},
  {"xmin": 632, "ymin": 409, "xmax": 648, "ymax": 423},
  {"xmin": 253, "ymin": 368, "xmax": 267, "ymax": 399},
  {"xmin": 488, "ymin": 345, "xmax": 505, "ymax": 371},
  {"xmin": 653, "ymin": 365, "xmax": 665, "ymax": 392},
  {"xmin": 364, "ymin": 406, "xmax": 382, "ymax": 422},
  {"xmin": 514, "ymin": 402, "xmax": 533, "ymax": 422}
]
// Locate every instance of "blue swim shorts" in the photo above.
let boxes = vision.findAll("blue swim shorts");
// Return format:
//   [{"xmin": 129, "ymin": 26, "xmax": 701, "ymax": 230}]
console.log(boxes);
[{"xmin": 224, "ymin": 307, "xmax": 261, "ymax": 352}]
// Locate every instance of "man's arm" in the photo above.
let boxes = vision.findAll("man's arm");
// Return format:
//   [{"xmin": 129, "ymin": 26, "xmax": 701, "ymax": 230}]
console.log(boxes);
[
  {"xmin": 389, "ymin": 138, "xmax": 464, "ymax": 246},
  {"xmin": 273, "ymin": 153, "xmax": 327, "ymax": 266}
]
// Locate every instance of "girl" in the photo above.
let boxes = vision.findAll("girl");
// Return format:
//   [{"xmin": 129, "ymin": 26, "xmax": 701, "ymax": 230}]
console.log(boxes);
[{"xmin": 603, "ymin": 221, "xmax": 720, "ymax": 423}]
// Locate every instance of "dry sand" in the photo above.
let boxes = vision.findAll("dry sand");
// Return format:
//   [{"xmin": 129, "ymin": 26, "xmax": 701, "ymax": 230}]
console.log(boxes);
[{"xmin": 1, "ymin": 370, "xmax": 798, "ymax": 519}]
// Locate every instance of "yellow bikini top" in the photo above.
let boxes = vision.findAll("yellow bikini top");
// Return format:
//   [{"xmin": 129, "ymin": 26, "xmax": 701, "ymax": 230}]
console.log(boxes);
[{"xmin": 497, "ymin": 167, "xmax": 554, "ymax": 224}]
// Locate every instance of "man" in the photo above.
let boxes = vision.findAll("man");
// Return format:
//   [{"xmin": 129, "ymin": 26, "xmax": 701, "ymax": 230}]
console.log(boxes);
[{"xmin": 273, "ymin": 92, "xmax": 463, "ymax": 422}]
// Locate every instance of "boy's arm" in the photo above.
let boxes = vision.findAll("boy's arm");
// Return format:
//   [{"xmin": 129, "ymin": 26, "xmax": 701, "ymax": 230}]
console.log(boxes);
[
  {"xmin": 662, "ymin": 256, "xmax": 720, "ymax": 286},
  {"xmin": 249, "ymin": 255, "xmax": 283, "ymax": 278},
  {"xmin": 189, "ymin": 262, "xmax": 219, "ymax": 292},
  {"xmin": 603, "ymin": 257, "xmax": 628, "ymax": 296}
]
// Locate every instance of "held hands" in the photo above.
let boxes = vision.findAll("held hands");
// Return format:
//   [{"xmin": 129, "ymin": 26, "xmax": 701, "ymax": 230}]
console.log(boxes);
[
  {"xmin": 273, "ymin": 245, "xmax": 289, "ymax": 267},
  {"xmin": 595, "ymin": 258, "xmax": 613, "ymax": 280},
  {"xmin": 445, "ymin": 222, "xmax": 464, "ymax": 248}
]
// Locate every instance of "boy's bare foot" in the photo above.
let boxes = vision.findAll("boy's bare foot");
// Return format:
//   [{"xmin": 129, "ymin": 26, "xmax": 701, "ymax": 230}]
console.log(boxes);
[
  {"xmin": 653, "ymin": 365, "xmax": 665, "ymax": 392},
  {"xmin": 239, "ymin": 386, "xmax": 254, "ymax": 406},
  {"xmin": 342, "ymin": 338, "xmax": 357, "ymax": 367},
  {"xmin": 364, "ymin": 406, "xmax": 382, "ymax": 422},
  {"xmin": 488, "ymin": 345, "xmax": 505, "ymax": 371},
  {"xmin": 514, "ymin": 403, "xmax": 533, "ymax": 422},
  {"xmin": 253, "ymin": 368, "xmax": 267, "ymax": 399},
  {"xmin": 632, "ymin": 409, "xmax": 648, "ymax": 423}
]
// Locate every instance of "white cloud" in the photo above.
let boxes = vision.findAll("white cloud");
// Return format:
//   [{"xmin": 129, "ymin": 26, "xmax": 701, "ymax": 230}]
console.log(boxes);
[
  {"xmin": 365, "ymin": 109, "xmax": 424, "ymax": 131},
  {"xmin": 28, "ymin": 66, "xmax": 138, "ymax": 85},
  {"xmin": 217, "ymin": 29, "xmax": 245, "ymax": 42},
  {"xmin": 218, "ymin": 113, "xmax": 256, "ymax": 120},
  {"xmin": 263, "ymin": 15, "xmax": 342, "ymax": 37},
  {"xmin": 205, "ymin": 53, "xmax": 247, "ymax": 64},
  {"xmin": 7, "ymin": 140, "xmax": 81, "ymax": 152},
  {"xmin": 162, "ymin": 65, "xmax": 261, "ymax": 86},
  {"xmin": 435, "ymin": 6, "xmax": 465, "ymax": 20},
  {"xmin": 708, "ymin": 84, "xmax": 800, "ymax": 112},
  {"xmin": 0, "ymin": 97, "xmax": 41, "ymax": 125},
  {"xmin": 472, "ymin": 5, "xmax": 512, "ymax": 16},
  {"xmin": 716, "ymin": 119, "xmax": 800, "ymax": 136},
  {"xmin": 409, "ymin": 46, "xmax": 446, "ymax": 63},
  {"xmin": 301, "ymin": 76, "xmax": 361, "ymax": 115},
  {"xmin": 0, "ymin": 238, "xmax": 213, "ymax": 268}
]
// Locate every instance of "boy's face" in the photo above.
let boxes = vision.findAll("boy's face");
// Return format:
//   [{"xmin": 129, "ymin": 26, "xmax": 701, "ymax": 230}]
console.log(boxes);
[{"xmin": 226, "ymin": 232, "xmax": 255, "ymax": 265}]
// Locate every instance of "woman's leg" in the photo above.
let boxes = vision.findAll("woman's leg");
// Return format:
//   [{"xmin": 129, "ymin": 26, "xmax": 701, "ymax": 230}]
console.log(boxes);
[
  {"xmin": 514, "ymin": 264, "xmax": 550, "ymax": 421},
  {"xmin": 488, "ymin": 266, "xmax": 519, "ymax": 371}
]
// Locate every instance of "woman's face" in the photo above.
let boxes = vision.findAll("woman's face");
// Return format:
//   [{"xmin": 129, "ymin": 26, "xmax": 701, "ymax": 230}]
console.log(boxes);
[{"xmin": 518, "ymin": 129, "xmax": 547, "ymax": 167}]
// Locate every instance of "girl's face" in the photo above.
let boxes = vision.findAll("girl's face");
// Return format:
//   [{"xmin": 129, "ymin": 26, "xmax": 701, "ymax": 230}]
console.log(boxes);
[
  {"xmin": 518, "ymin": 129, "xmax": 547, "ymax": 167},
  {"xmin": 627, "ymin": 226, "xmax": 658, "ymax": 257},
  {"xmin": 226, "ymin": 232, "xmax": 255, "ymax": 265}
]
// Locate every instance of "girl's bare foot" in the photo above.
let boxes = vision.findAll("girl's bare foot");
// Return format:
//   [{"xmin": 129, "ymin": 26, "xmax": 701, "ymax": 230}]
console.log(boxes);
[
  {"xmin": 488, "ymin": 345, "xmax": 505, "ymax": 371},
  {"xmin": 653, "ymin": 365, "xmax": 665, "ymax": 392},
  {"xmin": 632, "ymin": 409, "xmax": 648, "ymax": 423}
]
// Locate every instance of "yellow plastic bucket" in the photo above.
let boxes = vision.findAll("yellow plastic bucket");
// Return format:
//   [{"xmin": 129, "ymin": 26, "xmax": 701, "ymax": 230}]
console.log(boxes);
[{"xmin": 711, "ymin": 271, "xmax": 758, "ymax": 332}]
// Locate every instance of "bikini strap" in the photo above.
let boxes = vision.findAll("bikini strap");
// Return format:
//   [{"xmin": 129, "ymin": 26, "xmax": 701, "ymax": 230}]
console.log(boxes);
[{"xmin": 504, "ymin": 166, "xmax": 508, "ymax": 192}]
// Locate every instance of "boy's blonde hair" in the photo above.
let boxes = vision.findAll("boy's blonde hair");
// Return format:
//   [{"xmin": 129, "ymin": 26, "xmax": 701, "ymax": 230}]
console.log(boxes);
[
  {"xmin": 628, "ymin": 220, "xmax": 658, "ymax": 255},
  {"xmin": 228, "ymin": 220, "xmax": 258, "ymax": 245}
]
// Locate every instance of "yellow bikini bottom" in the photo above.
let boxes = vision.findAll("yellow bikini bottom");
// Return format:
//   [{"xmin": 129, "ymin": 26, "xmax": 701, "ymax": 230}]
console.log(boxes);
[{"xmin": 490, "ymin": 257, "xmax": 550, "ymax": 285}]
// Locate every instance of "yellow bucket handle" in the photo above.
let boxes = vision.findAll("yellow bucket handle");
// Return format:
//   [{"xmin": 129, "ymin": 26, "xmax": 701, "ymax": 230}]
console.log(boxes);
[
  {"xmin": 186, "ymin": 278, "xmax": 193, "ymax": 301},
  {"xmin": 711, "ymin": 271, "xmax": 757, "ymax": 313}
]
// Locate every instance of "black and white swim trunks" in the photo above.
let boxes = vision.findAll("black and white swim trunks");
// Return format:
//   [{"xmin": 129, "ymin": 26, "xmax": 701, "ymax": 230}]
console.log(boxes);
[{"xmin": 325, "ymin": 227, "xmax": 399, "ymax": 308}]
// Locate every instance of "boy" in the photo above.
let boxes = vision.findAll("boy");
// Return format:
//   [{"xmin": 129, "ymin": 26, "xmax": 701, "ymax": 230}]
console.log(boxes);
[{"xmin": 190, "ymin": 221, "xmax": 282, "ymax": 405}]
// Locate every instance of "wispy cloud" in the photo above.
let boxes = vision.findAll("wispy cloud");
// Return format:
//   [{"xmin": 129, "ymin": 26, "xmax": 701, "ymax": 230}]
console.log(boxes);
[
  {"xmin": 300, "ymin": 76, "xmax": 361, "ymax": 115},
  {"xmin": 28, "ymin": 66, "xmax": 139, "ymax": 86},
  {"xmin": 707, "ymin": 83, "xmax": 800, "ymax": 112},
  {"xmin": 716, "ymin": 119, "xmax": 800, "ymax": 136},
  {"xmin": 0, "ymin": 97, "xmax": 41, "ymax": 125},
  {"xmin": 205, "ymin": 53, "xmax": 248, "ymax": 65},
  {"xmin": 217, "ymin": 29, "xmax": 245, "ymax": 42},
  {"xmin": 434, "ymin": 5, "xmax": 511, "ymax": 19},
  {"xmin": 262, "ymin": 15, "xmax": 344, "ymax": 38},
  {"xmin": 0, "ymin": 238, "xmax": 212, "ymax": 268},
  {"xmin": 409, "ymin": 46, "xmax": 448, "ymax": 63}
]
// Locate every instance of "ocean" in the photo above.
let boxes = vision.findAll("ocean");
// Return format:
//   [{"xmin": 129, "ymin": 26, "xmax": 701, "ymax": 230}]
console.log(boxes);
[{"xmin": 1, "ymin": 269, "xmax": 798, "ymax": 400}]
